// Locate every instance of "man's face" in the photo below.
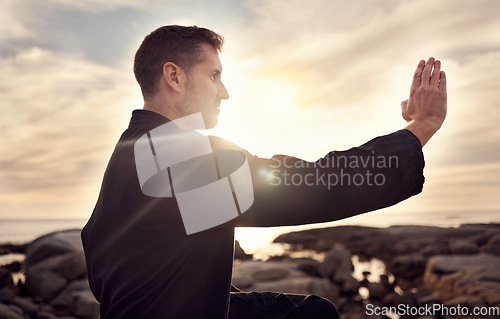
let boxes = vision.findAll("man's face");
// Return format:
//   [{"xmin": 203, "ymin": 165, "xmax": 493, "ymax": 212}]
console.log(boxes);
[{"xmin": 180, "ymin": 43, "xmax": 229, "ymax": 129}]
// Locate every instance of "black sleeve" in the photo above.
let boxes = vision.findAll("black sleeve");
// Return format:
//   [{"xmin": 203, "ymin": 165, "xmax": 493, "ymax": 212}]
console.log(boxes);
[{"xmin": 209, "ymin": 129, "xmax": 425, "ymax": 227}]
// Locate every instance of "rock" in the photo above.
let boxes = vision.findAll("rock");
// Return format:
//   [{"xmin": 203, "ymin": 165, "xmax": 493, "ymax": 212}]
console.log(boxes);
[
  {"xmin": 398, "ymin": 291, "xmax": 418, "ymax": 308},
  {"xmin": 231, "ymin": 275, "xmax": 253, "ymax": 289},
  {"xmin": 252, "ymin": 267, "xmax": 289, "ymax": 282},
  {"xmin": 36, "ymin": 311, "xmax": 58, "ymax": 319},
  {"xmin": 25, "ymin": 230, "xmax": 83, "ymax": 269},
  {"xmin": 389, "ymin": 253, "xmax": 427, "ymax": 279},
  {"xmin": 420, "ymin": 243, "xmax": 449, "ymax": 257},
  {"xmin": 449, "ymin": 239, "xmax": 479, "ymax": 254},
  {"xmin": 232, "ymin": 259, "xmax": 340, "ymax": 301},
  {"xmin": 50, "ymin": 280, "xmax": 84, "ymax": 308},
  {"xmin": 233, "ymin": 260, "xmax": 309, "ymax": 291},
  {"xmin": 0, "ymin": 304, "xmax": 25, "ymax": 319},
  {"xmin": 73, "ymin": 290, "xmax": 99, "ymax": 318},
  {"xmin": 381, "ymin": 292, "xmax": 401, "ymax": 307},
  {"xmin": 424, "ymin": 253, "xmax": 500, "ymax": 306},
  {"xmin": 234, "ymin": 240, "xmax": 253, "ymax": 260},
  {"xmin": 233, "ymin": 261, "xmax": 306, "ymax": 281},
  {"xmin": 0, "ymin": 287, "xmax": 18, "ymax": 303},
  {"xmin": 0, "ymin": 267, "xmax": 14, "ymax": 288},
  {"xmin": 24, "ymin": 230, "xmax": 90, "ymax": 306},
  {"xmin": 29, "ymin": 271, "xmax": 68, "ymax": 303},
  {"xmin": 309, "ymin": 279, "xmax": 340, "ymax": 300},
  {"xmin": 341, "ymin": 277, "xmax": 359, "ymax": 295},
  {"xmin": 53, "ymin": 252, "xmax": 87, "ymax": 281},
  {"xmin": 251, "ymin": 277, "xmax": 329, "ymax": 296},
  {"xmin": 367, "ymin": 282, "xmax": 389, "ymax": 301},
  {"xmin": 0, "ymin": 243, "xmax": 26, "ymax": 255},
  {"xmin": 412, "ymin": 290, "xmax": 440, "ymax": 307},
  {"xmin": 482, "ymin": 233, "xmax": 500, "ymax": 256},
  {"xmin": 11, "ymin": 297, "xmax": 40, "ymax": 316},
  {"xmin": 2, "ymin": 262, "xmax": 23, "ymax": 273},
  {"xmin": 444, "ymin": 295, "xmax": 485, "ymax": 309},
  {"xmin": 293, "ymin": 258, "xmax": 321, "ymax": 277},
  {"xmin": 266, "ymin": 255, "xmax": 291, "ymax": 262},
  {"xmin": 319, "ymin": 246, "xmax": 353, "ymax": 284}
]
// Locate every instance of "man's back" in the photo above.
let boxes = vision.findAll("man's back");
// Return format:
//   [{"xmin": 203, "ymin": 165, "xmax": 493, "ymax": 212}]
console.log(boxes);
[{"xmin": 82, "ymin": 110, "xmax": 235, "ymax": 318}]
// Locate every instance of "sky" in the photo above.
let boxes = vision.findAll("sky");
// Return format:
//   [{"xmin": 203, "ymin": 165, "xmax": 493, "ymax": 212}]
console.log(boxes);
[{"xmin": 1, "ymin": 0, "xmax": 499, "ymax": 228}]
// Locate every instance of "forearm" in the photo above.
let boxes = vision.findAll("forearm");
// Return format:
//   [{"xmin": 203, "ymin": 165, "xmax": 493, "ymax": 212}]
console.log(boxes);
[
  {"xmin": 405, "ymin": 120, "xmax": 441, "ymax": 147},
  {"xmin": 234, "ymin": 130, "xmax": 425, "ymax": 227}
]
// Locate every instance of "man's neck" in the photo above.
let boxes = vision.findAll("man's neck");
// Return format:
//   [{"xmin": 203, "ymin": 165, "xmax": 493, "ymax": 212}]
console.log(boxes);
[{"xmin": 143, "ymin": 99, "xmax": 184, "ymax": 121}]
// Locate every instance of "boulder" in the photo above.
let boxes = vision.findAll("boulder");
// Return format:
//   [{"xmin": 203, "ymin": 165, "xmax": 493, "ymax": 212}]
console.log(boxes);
[
  {"xmin": 252, "ymin": 267, "xmax": 290, "ymax": 282},
  {"xmin": 234, "ymin": 240, "xmax": 253, "ymax": 260},
  {"xmin": 2, "ymin": 261, "xmax": 23, "ymax": 273},
  {"xmin": 423, "ymin": 253, "xmax": 500, "ymax": 306},
  {"xmin": 0, "ymin": 287, "xmax": 18, "ymax": 303},
  {"xmin": 444, "ymin": 295, "xmax": 485, "ymax": 309},
  {"xmin": 11, "ymin": 297, "xmax": 40, "ymax": 317},
  {"xmin": 27, "ymin": 270, "xmax": 67, "ymax": 303},
  {"xmin": 53, "ymin": 252, "xmax": 87, "ymax": 281},
  {"xmin": 24, "ymin": 230, "xmax": 89, "ymax": 306},
  {"xmin": 367, "ymin": 282, "xmax": 389, "ymax": 301},
  {"xmin": 50, "ymin": 279, "xmax": 91, "ymax": 309},
  {"xmin": 389, "ymin": 253, "xmax": 427, "ymax": 279},
  {"xmin": 481, "ymin": 233, "xmax": 500, "ymax": 256},
  {"xmin": 251, "ymin": 276, "xmax": 332, "ymax": 296},
  {"xmin": 36, "ymin": 311, "xmax": 58, "ymax": 319},
  {"xmin": 25, "ymin": 230, "xmax": 83, "ymax": 269},
  {"xmin": 448, "ymin": 239, "xmax": 479, "ymax": 254},
  {"xmin": 231, "ymin": 275, "xmax": 253, "ymax": 289},
  {"xmin": 293, "ymin": 258, "xmax": 321, "ymax": 277},
  {"xmin": 319, "ymin": 246, "xmax": 353, "ymax": 284},
  {"xmin": 0, "ymin": 304, "xmax": 25, "ymax": 319},
  {"xmin": 310, "ymin": 279, "xmax": 340, "ymax": 300},
  {"xmin": 73, "ymin": 290, "xmax": 99, "ymax": 318},
  {"xmin": 0, "ymin": 267, "xmax": 13, "ymax": 288}
]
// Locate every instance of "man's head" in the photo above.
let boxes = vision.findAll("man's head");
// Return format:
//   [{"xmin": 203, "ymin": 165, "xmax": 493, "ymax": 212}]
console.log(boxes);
[{"xmin": 134, "ymin": 25, "xmax": 229, "ymax": 128}]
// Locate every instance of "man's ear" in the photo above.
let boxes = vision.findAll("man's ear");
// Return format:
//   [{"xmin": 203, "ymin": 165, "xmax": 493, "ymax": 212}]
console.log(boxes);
[{"xmin": 162, "ymin": 62, "xmax": 185, "ymax": 92}]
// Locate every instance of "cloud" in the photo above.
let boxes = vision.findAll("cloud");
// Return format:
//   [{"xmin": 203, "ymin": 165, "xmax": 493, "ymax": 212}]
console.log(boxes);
[
  {"xmin": 0, "ymin": 47, "xmax": 141, "ymax": 216},
  {"xmin": 0, "ymin": 0, "xmax": 499, "ymax": 218},
  {"xmin": 0, "ymin": 0, "xmax": 34, "ymax": 41}
]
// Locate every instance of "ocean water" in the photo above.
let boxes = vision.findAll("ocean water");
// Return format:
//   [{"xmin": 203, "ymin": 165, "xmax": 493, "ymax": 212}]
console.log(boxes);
[
  {"xmin": 0, "ymin": 209, "xmax": 498, "ymax": 251},
  {"xmin": 0, "ymin": 219, "xmax": 88, "ymax": 244}
]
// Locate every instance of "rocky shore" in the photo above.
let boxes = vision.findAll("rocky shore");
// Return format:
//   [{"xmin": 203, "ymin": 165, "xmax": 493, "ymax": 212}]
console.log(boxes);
[{"xmin": 0, "ymin": 224, "xmax": 499, "ymax": 318}]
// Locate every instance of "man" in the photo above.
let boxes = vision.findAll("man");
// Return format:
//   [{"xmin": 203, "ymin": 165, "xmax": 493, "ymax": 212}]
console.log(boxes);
[{"xmin": 81, "ymin": 25, "xmax": 446, "ymax": 318}]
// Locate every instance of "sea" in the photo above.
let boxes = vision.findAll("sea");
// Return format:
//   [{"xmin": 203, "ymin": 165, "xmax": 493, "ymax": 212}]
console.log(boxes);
[
  {"xmin": 0, "ymin": 209, "xmax": 498, "ymax": 252},
  {"xmin": 0, "ymin": 210, "xmax": 498, "ymax": 286}
]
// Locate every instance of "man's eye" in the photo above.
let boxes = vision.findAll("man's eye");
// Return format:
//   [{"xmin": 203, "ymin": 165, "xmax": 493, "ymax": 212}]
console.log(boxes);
[{"xmin": 211, "ymin": 74, "xmax": 217, "ymax": 80}]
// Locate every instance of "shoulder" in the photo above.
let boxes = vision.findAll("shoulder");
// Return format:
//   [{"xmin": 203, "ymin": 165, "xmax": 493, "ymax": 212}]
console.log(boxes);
[{"xmin": 208, "ymin": 135, "xmax": 245, "ymax": 152}]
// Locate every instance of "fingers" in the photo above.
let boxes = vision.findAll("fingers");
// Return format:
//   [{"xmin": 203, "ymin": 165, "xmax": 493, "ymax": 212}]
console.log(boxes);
[
  {"xmin": 410, "ymin": 60, "xmax": 425, "ymax": 94},
  {"xmin": 401, "ymin": 99, "xmax": 410, "ymax": 122},
  {"xmin": 430, "ymin": 60, "xmax": 441, "ymax": 86},
  {"xmin": 439, "ymin": 71, "xmax": 446, "ymax": 92},
  {"xmin": 421, "ymin": 57, "xmax": 435, "ymax": 86}
]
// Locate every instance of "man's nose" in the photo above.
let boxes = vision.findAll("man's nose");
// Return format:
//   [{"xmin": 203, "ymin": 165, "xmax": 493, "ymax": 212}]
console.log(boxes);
[{"xmin": 219, "ymin": 82, "xmax": 229, "ymax": 100}]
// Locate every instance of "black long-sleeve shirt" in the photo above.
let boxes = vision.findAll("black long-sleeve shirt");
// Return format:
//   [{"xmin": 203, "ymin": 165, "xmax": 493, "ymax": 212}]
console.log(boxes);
[{"xmin": 81, "ymin": 109, "xmax": 424, "ymax": 318}]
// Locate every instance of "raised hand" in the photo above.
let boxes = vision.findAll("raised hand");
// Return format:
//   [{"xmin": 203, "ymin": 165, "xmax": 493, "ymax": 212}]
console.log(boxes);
[{"xmin": 402, "ymin": 57, "xmax": 447, "ymax": 147}]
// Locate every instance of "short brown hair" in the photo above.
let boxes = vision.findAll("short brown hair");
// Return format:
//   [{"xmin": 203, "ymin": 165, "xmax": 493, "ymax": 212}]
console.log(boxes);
[{"xmin": 134, "ymin": 25, "xmax": 224, "ymax": 98}]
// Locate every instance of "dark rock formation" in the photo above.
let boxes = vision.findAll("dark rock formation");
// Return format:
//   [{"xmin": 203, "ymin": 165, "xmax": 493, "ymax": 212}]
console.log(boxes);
[
  {"xmin": 1, "ymin": 230, "xmax": 99, "ymax": 319},
  {"xmin": 234, "ymin": 240, "xmax": 253, "ymax": 260}
]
